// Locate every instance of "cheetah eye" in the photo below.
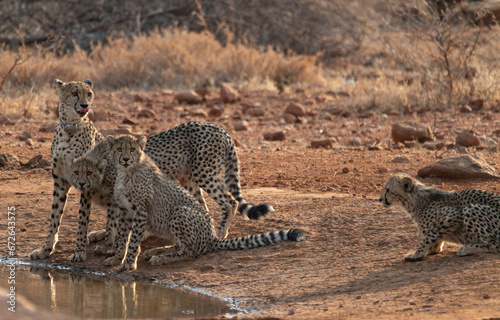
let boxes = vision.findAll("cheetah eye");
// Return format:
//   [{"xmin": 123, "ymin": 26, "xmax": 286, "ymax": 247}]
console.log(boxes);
[
  {"xmin": 72, "ymin": 92, "xmax": 78, "ymax": 97},
  {"xmin": 87, "ymin": 171, "xmax": 93, "ymax": 176},
  {"xmin": 117, "ymin": 147, "xmax": 122, "ymax": 152},
  {"xmin": 87, "ymin": 92, "xmax": 92, "ymax": 97},
  {"xmin": 130, "ymin": 148, "xmax": 135, "ymax": 152},
  {"xmin": 74, "ymin": 171, "xmax": 79, "ymax": 176}
]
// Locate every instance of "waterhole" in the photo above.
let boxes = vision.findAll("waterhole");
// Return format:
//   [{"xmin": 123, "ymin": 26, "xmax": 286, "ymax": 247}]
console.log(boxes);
[{"xmin": 0, "ymin": 262, "xmax": 238, "ymax": 319}]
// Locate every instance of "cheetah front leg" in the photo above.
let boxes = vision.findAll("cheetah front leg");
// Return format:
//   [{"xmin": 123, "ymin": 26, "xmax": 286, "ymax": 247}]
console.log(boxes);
[
  {"xmin": 95, "ymin": 203, "xmax": 120, "ymax": 256},
  {"xmin": 405, "ymin": 212, "xmax": 461, "ymax": 262},
  {"xmin": 70, "ymin": 190, "xmax": 94, "ymax": 262},
  {"xmin": 30, "ymin": 178, "xmax": 71, "ymax": 260},
  {"xmin": 119, "ymin": 209, "xmax": 148, "ymax": 272},
  {"xmin": 428, "ymin": 240, "xmax": 444, "ymax": 255},
  {"xmin": 104, "ymin": 208, "xmax": 133, "ymax": 266}
]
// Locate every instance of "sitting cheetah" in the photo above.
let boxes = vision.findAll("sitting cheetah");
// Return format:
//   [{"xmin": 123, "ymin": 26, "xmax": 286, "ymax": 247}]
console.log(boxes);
[
  {"xmin": 380, "ymin": 173, "xmax": 500, "ymax": 261},
  {"xmin": 30, "ymin": 79, "xmax": 105, "ymax": 262},
  {"xmin": 105, "ymin": 135, "xmax": 305, "ymax": 271},
  {"xmin": 71, "ymin": 121, "xmax": 274, "ymax": 255}
]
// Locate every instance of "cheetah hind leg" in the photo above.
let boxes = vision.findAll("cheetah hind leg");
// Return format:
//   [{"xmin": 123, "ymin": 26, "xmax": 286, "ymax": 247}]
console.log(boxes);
[
  {"xmin": 457, "ymin": 243, "xmax": 492, "ymax": 256},
  {"xmin": 149, "ymin": 245, "xmax": 190, "ymax": 266},
  {"xmin": 143, "ymin": 245, "xmax": 177, "ymax": 260}
]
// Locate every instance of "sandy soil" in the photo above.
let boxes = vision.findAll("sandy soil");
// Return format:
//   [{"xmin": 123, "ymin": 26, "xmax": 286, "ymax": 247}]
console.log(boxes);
[{"xmin": 0, "ymin": 88, "xmax": 499, "ymax": 319}]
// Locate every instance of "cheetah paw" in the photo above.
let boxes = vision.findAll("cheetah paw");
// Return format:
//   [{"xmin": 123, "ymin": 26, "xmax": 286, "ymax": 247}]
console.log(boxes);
[
  {"xmin": 30, "ymin": 247, "xmax": 51, "ymax": 260},
  {"xmin": 215, "ymin": 229, "xmax": 229, "ymax": 240},
  {"xmin": 404, "ymin": 253, "xmax": 424, "ymax": 262},
  {"xmin": 149, "ymin": 255, "xmax": 163, "ymax": 266},
  {"xmin": 70, "ymin": 251, "xmax": 87, "ymax": 262},
  {"xmin": 456, "ymin": 246, "xmax": 474, "ymax": 256},
  {"xmin": 88, "ymin": 230, "xmax": 106, "ymax": 243},
  {"xmin": 119, "ymin": 262, "xmax": 137, "ymax": 272}
]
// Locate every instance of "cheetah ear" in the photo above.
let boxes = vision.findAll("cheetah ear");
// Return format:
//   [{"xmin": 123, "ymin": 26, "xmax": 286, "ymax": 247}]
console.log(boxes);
[
  {"xmin": 137, "ymin": 136, "xmax": 147, "ymax": 151},
  {"xmin": 83, "ymin": 79, "xmax": 93, "ymax": 88},
  {"xmin": 55, "ymin": 79, "xmax": 66, "ymax": 88},
  {"xmin": 106, "ymin": 135, "xmax": 118, "ymax": 146},
  {"xmin": 97, "ymin": 159, "xmax": 107, "ymax": 172},
  {"xmin": 401, "ymin": 177, "xmax": 414, "ymax": 192}
]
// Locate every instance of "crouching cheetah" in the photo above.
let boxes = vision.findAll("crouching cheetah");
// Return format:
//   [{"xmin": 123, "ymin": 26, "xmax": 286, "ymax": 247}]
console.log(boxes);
[
  {"xmin": 104, "ymin": 135, "xmax": 305, "ymax": 271},
  {"xmin": 71, "ymin": 121, "xmax": 274, "ymax": 256},
  {"xmin": 30, "ymin": 79, "xmax": 105, "ymax": 262},
  {"xmin": 380, "ymin": 173, "xmax": 500, "ymax": 261}
]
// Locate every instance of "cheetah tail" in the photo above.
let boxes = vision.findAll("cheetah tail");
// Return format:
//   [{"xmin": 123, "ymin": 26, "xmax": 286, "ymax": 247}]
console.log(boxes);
[
  {"xmin": 214, "ymin": 229, "xmax": 305, "ymax": 251},
  {"xmin": 225, "ymin": 144, "xmax": 274, "ymax": 220}
]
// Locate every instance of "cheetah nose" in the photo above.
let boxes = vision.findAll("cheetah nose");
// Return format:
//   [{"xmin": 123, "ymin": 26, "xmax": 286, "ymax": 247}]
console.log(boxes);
[
  {"xmin": 123, "ymin": 158, "xmax": 130, "ymax": 162},
  {"xmin": 80, "ymin": 103, "xmax": 88, "ymax": 108},
  {"xmin": 79, "ymin": 182, "xmax": 86, "ymax": 189}
]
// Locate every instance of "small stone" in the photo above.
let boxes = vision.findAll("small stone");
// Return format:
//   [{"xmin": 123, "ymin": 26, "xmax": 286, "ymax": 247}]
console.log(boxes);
[
  {"xmin": 23, "ymin": 155, "xmax": 43, "ymax": 169},
  {"xmin": 208, "ymin": 107, "xmax": 223, "ymax": 117},
  {"xmin": 469, "ymin": 98, "xmax": 484, "ymax": 111},
  {"xmin": 200, "ymin": 265, "xmax": 215, "ymax": 273},
  {"xmin": 25, "ymin": 138, "xmax": 34, "ymax": 147},
  {"xmin": 234, "ymin": 120, "xmax": 249, "ymax": 131},
  {"xmin": 459, "ymin": 105, "xmax": 472, "ymax": 113},
  {"xmin": 342, "ymin": 167, "xmax": 350, "ymax": 174},
  {"xmin": 456, "ymin": 131, "xmax": 480, "ymax": 147},
  {"xmin": 18, "ymin": 131, "xmax": 31, "ymax": 141},
  {"xmin": 264, "ymin": 131, "xmax": 286, "ymax": 141},
  {"xmin": 220, "ymin": 83, "xmax": 240, "ymax": 103},
  {"xmin": 174, "ymin": 91, "xmax": 203, "ymax": 104},
  {"xmin": 359, "ymin": 111, "xmax": 374, "ymax": 118},
  {"xmin": 122, "ymin": 117, "xmax": 137, "ymax": 125},
  {"xmin": 378, "ymin": 167, "xmax": 388, "ymax": 174},
  {"xmin": 391, "ymin": 156, "xmax": 410, "ymax": 163},
  {"xmin": 409, "ymin": 299, "xmax": 416, "ymax": 305},
  {"xmin": 347, "ymin": 137, "xmax": 362, "ymax": 147},
  {"xmin": 423, "ymin": 141, "xmax": 444, "ymax": 150},
  {"xmin": 392, "ymin": 121, "xmax": 434, "ymax": 144},
  {"xmin": 0, "ymin": 154, "xmax": 9, "ymax": 167},
  {"xmin": 190, "ymin": 109, "xmax": 208, "ymax": 117},
  {"xmin": 483, "ymin": 294, "xmax": 491, "ymax": 299},
  {"xmin": 325, "ymin": 104, "xmax": 343, "ymax": 115},
  {"xmin": 39, "ymin": 124, "xmax": 56, "ymax": 133},
  {"xmin": 246, "ymin": 106, "xmax": 265, "ymax": 117},
  {"xmin": 137, "ymin": 109, "xmax": 156, "ymax": 118},
  {"xmin": 284, "ymin": 113, "xmax": 297, "ymax": 124},
  {"xmin": 311, "ymin": 139, "xmax": 333, "ymax": 149},
  {"xmin": 285, "ymin": 103, "xmax": 306, "ymax": 117}
]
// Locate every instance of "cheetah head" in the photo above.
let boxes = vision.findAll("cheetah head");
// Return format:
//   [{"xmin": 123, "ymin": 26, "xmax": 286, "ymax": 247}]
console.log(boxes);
[
  {"xmin": 55, "ymin": 79, "xmax": 94, "ymax": 125},
  {"xmin": 70, "ymin": 157, "xmax": 107, "ymax": 192},
  {"xmin": 379, "ymin": 173, "xmax": 415, "ymax": 207},
  {"xmin": 107, "ymin": 135, "xmax": 147, "ymax": 169}
]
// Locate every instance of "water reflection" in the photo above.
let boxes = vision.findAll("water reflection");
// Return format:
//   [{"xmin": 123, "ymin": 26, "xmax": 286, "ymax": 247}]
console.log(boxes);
[{"xmin": 0, "ymin": 265, "xmax": 236, "ymax": 319}]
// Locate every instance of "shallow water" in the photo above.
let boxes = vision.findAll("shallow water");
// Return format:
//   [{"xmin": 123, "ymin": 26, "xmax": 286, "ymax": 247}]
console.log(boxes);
[{"xmin": 0, "ymin": 262, "xmax": 237, "ymax": 319}]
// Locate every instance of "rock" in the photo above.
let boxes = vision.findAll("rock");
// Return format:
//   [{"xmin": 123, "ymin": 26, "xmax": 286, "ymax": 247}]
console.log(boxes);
[
  {"xmin": 417, "ymin": 154, "xmax": 500, "ymax": 179},
  {"xmin": 18, "ymin": 131, "xmax": 31, "ymax": 141},
  {"xmin": 391, "ymin": 121, "xmax": 434, "ymax": 144},
  {"xmin": 220, "ymin": 83, "xmax": 240, "ymax": 103},
  {"xmin": 347, "ymin": 137, "xmax": 362, "ymax": 147},
  {"xmin": 359, "ymin": 111, "xmax": 375, "ymax": 118},
  {"xmin": 285, "ymin": 103, "xmax": 306, "ymax": 117},
  {"xmin": 89, "ymin": 110, "xmax": 108, "ymax": 121},
  {"xmin": 342, "ymin": 167, "xmax": 350, "ymax": 174},
  {"xmin": 283, "ymin": 113, "xmax": 297, "ymax": 124},
  {"xmin": 264, "ymin": 131, "xmax": 286, "ymax": 141},
  {"xmin": 340, "ymin": 111, "xmax": 352, "ymax": 118},
  {"xmin": 378, "ymin": 167, "xmax": 388, "ymax": 174},
  {"xmin": 234, "ymin": 120, "xmax": 249, "ymax": 131},
  {"xmin": 311, "ymin": 139, "xmax": 333, "ymax": 149},
  {"xmin": 137, "ymin": 109, "xmax": 156, "ymax": 118},
  {"xmin": 208, "ymin": 107, "xmax": 223, "ymax": 117},
  {"xmin": 423, "ymin": 141, "xmax": 444, "ymax": 150},
  {"xmin": 459, "ymin": 105, "xmax": 472, "ymax": 113},
  {"xmin": 23, "ymin": 155, "xmax": 43, "ymax": 169},
  {"xmin": 174, "ymin": 91, "xmax": 203, "ymax": 104},
  {"xmin": 25, "ymin": 138, "xmax": 34, "ymax": 147},
  {"xmin": 190, "ymin": 109, "xmax": 208, "ymax": 117},
  {"xmin": 456, "ymin": 131, "xmax": 480, "ymax": 147},
  {"xmin": 325, "ymin": 105, "xmax": 343, "ymax": 115},
  {"xmin": 468, "ymin": 98, "xmax": 484, "ymax": 111},
  {"xmin": 0, "ymin": 154, "xmax": 8, "ymax": 167},
  {"xmin": 391, "ymin": 156, "xmax": 410, "ymax": 163},
  {"xmin": 246, "ymin": 106, "xmax": 265, "ymax": 117},
  {"xmin": 122, "ymin": 117, "xmax": 137, "ymax": 125}
]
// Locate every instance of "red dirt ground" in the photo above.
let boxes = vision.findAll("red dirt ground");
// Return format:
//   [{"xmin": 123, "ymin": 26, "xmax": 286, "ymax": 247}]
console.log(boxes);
[{"xmin": 0, "ymin": 88, "xmax": 499, "ymax": 319}]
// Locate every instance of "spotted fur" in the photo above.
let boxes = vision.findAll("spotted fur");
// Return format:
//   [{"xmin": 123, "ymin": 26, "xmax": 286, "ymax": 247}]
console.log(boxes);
[
  {"xmin": 30, "ymin": 79, "xmax": 104, "ymax": 262},
  {"xmin": 380, "ymin": 173, "xmax": 500, "ymax": 261},
  {"xmin": 104, "ymin": 135, "xmax": 304, "ymax": 271}
]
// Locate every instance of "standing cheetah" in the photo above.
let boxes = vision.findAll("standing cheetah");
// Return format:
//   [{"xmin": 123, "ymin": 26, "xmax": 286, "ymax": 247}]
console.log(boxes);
[
  {"xmin": 30, "ymin": 79, "xmax": 104, "ymax": 262},
  {"xmin": 380, "ymin": 173, "xmax": 500, "ymax": 261},
  {"xmin": 104, "ymin": 135, "xmax": 305, "ymax": 271}
]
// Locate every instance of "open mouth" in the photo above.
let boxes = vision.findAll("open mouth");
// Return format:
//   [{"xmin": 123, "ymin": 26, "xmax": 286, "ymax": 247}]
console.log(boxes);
[
  {"xmin": 122, "ymin": 163, "xmax": 130, "ymax": 168},
  {"xmin": 78, "ymin": 107, "xmax": 89, "ymax": 116}
]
